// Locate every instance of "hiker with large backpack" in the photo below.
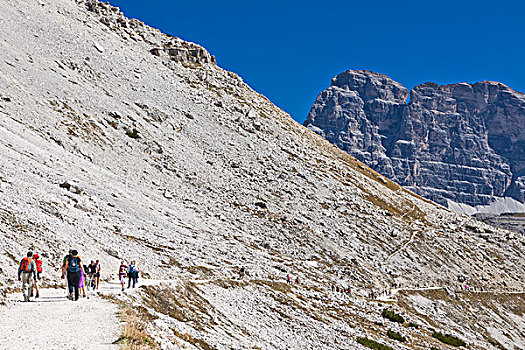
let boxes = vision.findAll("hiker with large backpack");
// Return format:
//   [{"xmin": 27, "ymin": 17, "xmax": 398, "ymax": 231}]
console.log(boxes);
[
  {"xmin": 127, "ymin": 260, "xmax": 139, "ymax": 289},
  {"xmin": 30, "ymin": 253, "xmax": 43, "ymax": 298},
  {"xmin": 18, "ymin": 251, "xmax": 38, "ymax": 302},
  {"xmin": 61, "ymin": 250, "xmax": 85, "ymax": 301}
]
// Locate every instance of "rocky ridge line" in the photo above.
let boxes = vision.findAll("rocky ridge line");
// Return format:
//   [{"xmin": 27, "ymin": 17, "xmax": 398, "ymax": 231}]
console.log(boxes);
[{"xmin": 85, "ymin": 0, "xmax": 216, "ymax": 65}]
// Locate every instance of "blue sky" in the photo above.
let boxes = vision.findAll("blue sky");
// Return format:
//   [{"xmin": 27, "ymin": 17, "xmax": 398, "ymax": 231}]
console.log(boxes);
[{"xmin": 108, "ymin": 0, "xmax": 525, "ymax": 123}]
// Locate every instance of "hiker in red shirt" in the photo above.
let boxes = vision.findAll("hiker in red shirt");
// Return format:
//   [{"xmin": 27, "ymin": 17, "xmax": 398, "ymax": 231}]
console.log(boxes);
[{"xmin": 31, "ymin": 253, "xmax": 43, "ymax": 298}]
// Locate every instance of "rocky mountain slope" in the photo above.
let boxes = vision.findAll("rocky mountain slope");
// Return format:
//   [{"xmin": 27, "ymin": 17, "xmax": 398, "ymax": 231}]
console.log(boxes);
[
  {"xmin": 305, "ymin": 70, "xmax": 525, "ymax": 209},
  {"xmin": 0, "ymin": 1, "xmax": 524, "ymax": 349}
]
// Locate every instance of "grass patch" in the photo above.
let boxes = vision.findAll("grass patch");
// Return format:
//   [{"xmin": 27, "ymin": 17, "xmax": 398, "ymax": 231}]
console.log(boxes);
[
  {"xmin": 212, "ymin": 279, "xmax": 248, "ymax": 289},
  {"xmin": 432, "ymin": 331, "xmax": 466, "ymax": 347},
  {"xmin": 104, "ymin": 294, "xmax": 159, "ymax": 349},
  {"xmin": 381, "ymin": 308, "xmax": 405, "ymax": 323},
  {"xmin": 253, "ymin": 279, "xmax": 292, "ymax": 293},
  {"xmin": 386, "ymin": 329, "xmax": 406, "ymax": 342},
  {"xmin": 142, "ymin": 283, "xmax": 217, "ymax": 332},
  {"xmin": 116, "ymin": 322, "xmax": 157, "ymax": 350},
  {"xmin": 356, "ymin": 337, "xmax": 393, "ymax": 350},
  {"xmin": 185, "ymin": 265, "xmax": 213, "ymax": 277},
  {"xmin": 172, "ymin": 329, "xmax": 215, "ymax": 350}
]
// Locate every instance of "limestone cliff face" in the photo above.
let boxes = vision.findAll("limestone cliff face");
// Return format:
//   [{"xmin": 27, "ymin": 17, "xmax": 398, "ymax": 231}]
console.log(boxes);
[{"xmin": 306, "ymin": 70, "xmax": 525, "ymax": 206}]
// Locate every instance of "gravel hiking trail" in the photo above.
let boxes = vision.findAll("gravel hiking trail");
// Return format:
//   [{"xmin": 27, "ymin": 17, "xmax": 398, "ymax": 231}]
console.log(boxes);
[{"xmin": 0, "ymin": 284, "xmax": 122, "ymax": 350}]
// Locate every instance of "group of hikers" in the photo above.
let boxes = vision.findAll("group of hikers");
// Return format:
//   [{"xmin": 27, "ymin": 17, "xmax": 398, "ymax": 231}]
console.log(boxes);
[
  {"xmin": 17, "ymin": 250, "xmax": 140, "ymax": 302},
  {"xmin": 119, "ymin": 260, "xmax": 140, "ymax": 291},
  {"xmin": 332, "ymin": 284, "xmax": 352, "ymax": 296},
  {"xmin": 286, "ymin": 274, "xmax": 300, "ymax": 284},
  {"xmin": 368, "ymin": 289, "xmax": 392, "ymax": 299},
  {"xmin": 462, "ymin": 284, "xmax": 484, "ymax": 292}
]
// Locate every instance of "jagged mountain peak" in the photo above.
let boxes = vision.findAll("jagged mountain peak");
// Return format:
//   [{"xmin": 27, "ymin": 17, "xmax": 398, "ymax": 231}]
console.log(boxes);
[
  {"xmin": 330, "ymin": 70, "xmax": 409, "ymax": 102},
  {"xmin": 306, "ymin": 69, "xmax": 525, "ymax": 208}
]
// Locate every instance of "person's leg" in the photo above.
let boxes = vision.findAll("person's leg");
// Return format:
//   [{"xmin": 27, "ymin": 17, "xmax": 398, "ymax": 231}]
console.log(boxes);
[
  {"xmin": 34, "ymin": 273, "xmax": 40, "ymax": 297},
  {"xmin": 128, "ymin": 275, "xmax": 131, "ymax": 289},
  {"xmin": 72, "ymin": 272, "xmax": 80, "ymax": 300},
  {"xmin": 21, "ymin": 273, "xmax": 29, "ymax": 301},
  {"xmin": 67, "ymin": 272, "xmax": 75, "ymax": 298},
  {"xmin": 27, "ymin": 275, "xmax": 34, "ymax": 301}
]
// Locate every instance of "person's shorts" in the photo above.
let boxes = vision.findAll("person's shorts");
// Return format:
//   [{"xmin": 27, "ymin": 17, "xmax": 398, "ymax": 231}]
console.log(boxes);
[
  {"xmin": 119, "ymin": 275, "xmax": 126, "ymax": 284},
  {"xmin": 94, "ymin": 272, "xmax": 100, "ymax": 278},
  {"xmin": 36, "ymin": 271, "xmax": 41, "ymax": 280}
]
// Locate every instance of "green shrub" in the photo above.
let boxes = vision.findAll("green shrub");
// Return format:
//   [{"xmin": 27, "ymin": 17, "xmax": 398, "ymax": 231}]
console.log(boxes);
[
  {"xmin": 407, "ymin": 322, "xmax": 419, "ymax": 328},
  {"xmin": 125, "ymin": 128, "xmax": 140, "ymax": 139},
  {"xmin": 381, "ymin": 308, "xmax": 405, "ymax": 323},
  {"xmin": 432, "ymin": 331, "xmax": 466, "ymax": 347},
  {"xmin": 356, "ymin": 337, "xmax": 393, "ymax": 350},
  {"xmin": 387, "ymin": 330, "xmax": 406, "ymax": 342},
  {"xmin": 431, "ymin": 347, "xmax": 439, "ymax": 350}
]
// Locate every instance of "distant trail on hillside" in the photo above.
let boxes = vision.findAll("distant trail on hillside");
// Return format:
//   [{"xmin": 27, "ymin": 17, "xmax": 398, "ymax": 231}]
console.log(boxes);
[
  {"xmin": 386, "ymin": 229, "xmax": 419, "ymax": 261},
  {"xmin": 0, "ymin": 286, "xmax": 120, "ymax": 350}
]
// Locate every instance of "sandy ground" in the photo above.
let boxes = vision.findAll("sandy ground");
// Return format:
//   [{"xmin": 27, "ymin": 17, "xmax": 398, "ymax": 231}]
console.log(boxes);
[{"xmin": 0, "ymin": 283, "xmax": 122, "ymax": 350}]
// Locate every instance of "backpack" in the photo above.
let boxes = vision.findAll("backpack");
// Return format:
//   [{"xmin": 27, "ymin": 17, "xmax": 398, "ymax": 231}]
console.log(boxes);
[
  {"xmin": 68, "ymin": 257, "xmax": 80, "ymax": 272},
  {"xmin": 20, "ymin": 257, "xmax": 32, "ymax": 272},
  {"xmin": 35, "ymin": 259, "xmax": 43, "ymax": 273}
]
